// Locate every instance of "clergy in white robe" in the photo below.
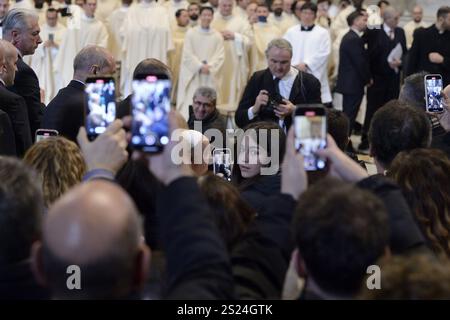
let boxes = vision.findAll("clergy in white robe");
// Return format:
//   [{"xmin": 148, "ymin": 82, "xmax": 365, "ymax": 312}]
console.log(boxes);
[
  {"xmin": 251, "ymin": 4, "xmax": 281, "ymax": 72},
  {"xmin": 107, "ymin": 0, "xmax": 132, "ymax": 61},
  {"xmin": 211, "ymin": 0, "xmax": 252, "ymax": 110},
  {"xmin": 330, "ymin": 2, "xmax": 354, "ymax": 41},
  {"xmin": 268, "ymin": 0, "xmax": 297, "ymax": 34},
  {"xmin": 284, "ymin": 6, "xmax": 331, "ymax": 104},
  {"xmin": 168, "ymin": 8, "xmax": 189, "ymax": 104},
  {"xmin": 233, "ymin": 0, "xmax": 248, "ymax": 19},
  {"xmin": 95, "ymin": 0, "xmax": 120, "ymax": 23},
  {"xmin": 177, "ymin": 7, "xmax": 224, "ymax": 120},
  {"xmin": 120, "ymin": 0, "xmax": 173, "ymax": 96},
  {"xmin": 27, "ymin": 8, "xmax": 66, "ymax": 104},
  {"xmin": 403, "ymin": 5, "xmax": 428, "ymax": 50},
  {"xmin": 187, "ymin": 2, "xmax": 200, "ymax": 27},
  {"xmin": 54, "ymin": 0, "xmax": 109, "ymax": 87}
]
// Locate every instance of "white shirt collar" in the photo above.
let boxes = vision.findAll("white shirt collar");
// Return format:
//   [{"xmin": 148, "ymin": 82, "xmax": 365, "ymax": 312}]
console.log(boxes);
[
  {"xmin": 274, "ymin": 66, "xmax": 298, "ymax": 82},
  {"xmin": 383, "ymin": 23, "xmax": 392, "ymax": 34},
  {"xmin": 351, "ymin": 27, "xmax": 364, "ymax": 37}
]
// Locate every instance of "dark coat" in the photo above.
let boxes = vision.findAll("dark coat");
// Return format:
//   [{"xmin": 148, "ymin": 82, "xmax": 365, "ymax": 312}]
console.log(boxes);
[
  {"xmin": 335, "ymin": 29, "xmax": 371, "ymax": 95},
  {"xmin": 406, "ymin": 25, "xmax": 450, "ymax": 86},
  {"xmin": 235, "ymin": 69, "xmax": 322, "ymax": 129},
  {"xmin": 0, "ymin": 110, "xmax": 17, "ymax": 156},
  {"xmin": 42, "ymin": 80, "xmax": 86, "ymax": 142},
  {"xmin": 0, "ymin": 83, "xmax": 32, "ymax": 156},
  {"xmin": 7, "ymin": 58, "xmax": 44, "ymax": 139}
]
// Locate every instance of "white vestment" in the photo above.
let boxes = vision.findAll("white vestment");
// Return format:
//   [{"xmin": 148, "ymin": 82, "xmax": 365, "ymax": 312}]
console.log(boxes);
[
  {"xmin": 54, "ymin": 14, "xmax": 109, "ymax": 88},
  {"xmin": 268, "ymin": 12, "xmax": 298, "ymax": 34},
  {"xmin": 176, "ymin": 26, "xmax": 225, "ymax": 120},
  {"xmin": 121, "ymin": 1, "xmax": 173, "ymax": 96},
  {"xmin": 27, "ymin": 23, "xmax": 66, "ymax": 104},
  {"xmin": 211, "ymin": 13, "xmax": 253, "ymax": 110},
  {"xmin": 96, "ymin": 0, "xmax": 121, "ymax": 23},
  {"xmin": 107, "ymin": 6, "xmax": 130, "ymax": 61},
  {"xmin": 164, "ymin": 0, "xmax": 189, "ymax": 22},
  {"xmin": 250, "ymin": 22, "xmax": 281, "ymax": 72},
  {"xmin": 284, "ymin": 24, "xmax": 332, "ymax": 103}
]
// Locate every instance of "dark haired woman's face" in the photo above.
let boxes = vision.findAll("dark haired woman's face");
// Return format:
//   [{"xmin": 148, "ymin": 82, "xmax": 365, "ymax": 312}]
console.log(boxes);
[{"xmin": 238, "ymin": 135, "xmax": 269, "ymax": 178}]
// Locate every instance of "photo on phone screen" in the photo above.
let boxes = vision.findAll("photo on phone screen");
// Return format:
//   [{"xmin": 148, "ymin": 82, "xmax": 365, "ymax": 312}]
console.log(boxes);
[
  {"xmin": 213, "ymin": 148, "xmax": 232, "ymax": 181},
  {"xmin": 131, "ymin": 74, "xmax": 171, "ymax": 153},
  {"xmin": 425, "ymin": 74, "xmax": 444, "ymax": 113},
  {"xmin": 35, "ymin": 129, "xmax": 59, "ymax": 143},
  {"xmin": 85, "ymin": 77, "xmax": 116, "ymax": 139},
  {"xmin": 294, "ymin": 107, "xmax": 327, "ymax": 171}
]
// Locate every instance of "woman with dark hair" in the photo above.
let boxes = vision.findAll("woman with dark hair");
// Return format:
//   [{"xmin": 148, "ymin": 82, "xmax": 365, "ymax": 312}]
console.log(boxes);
[
  {"xmin": 232, "ymin": 121, "xmax": 286, "ymax": 213},
  {"xmin": 387, "ymin": 149, "xmax": 450, "ymax": 258}
]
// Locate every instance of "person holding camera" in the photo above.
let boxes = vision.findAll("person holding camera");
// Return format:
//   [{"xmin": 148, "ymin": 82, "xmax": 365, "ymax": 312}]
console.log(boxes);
[{"xmin": 235, "ymin": 38, "xmax": 321, "ymax": 130}]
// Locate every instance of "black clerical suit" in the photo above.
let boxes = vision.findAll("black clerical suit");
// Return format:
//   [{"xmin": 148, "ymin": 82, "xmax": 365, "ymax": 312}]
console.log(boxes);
[
  {"xmin": 8, "ymin": 57, "xmax": 44, "ymax": 141},
  {"xmin": 361, "ymin": 25, "xmax": 407, "ymax": 146},
  {"xmin": 42, "ymin": 80, "xmax": 86, "ymax": 142},
  {"xmin": 0, "ymin": 82, "xmax": 32, "ymax": 156},
  {"xmin": 406, "ymin": 24, "xmax": 450, "ymax": 86},
  {"xmin": 0, "ymin": 110, "xmax": 16, "ymax": 156},
  {"xmin": 235, "ymin": 68, "xmax": 322, "ymax": 129},
  {"xmin": 335, "ymin": 29, "xmax": 371, "ymax": 133}
]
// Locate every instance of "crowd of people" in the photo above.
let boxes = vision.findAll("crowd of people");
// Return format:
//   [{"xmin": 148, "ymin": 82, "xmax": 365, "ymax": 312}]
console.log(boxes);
[{"xmin": 0, "ymin": 0, "xmax": 450, "ymax": 300}]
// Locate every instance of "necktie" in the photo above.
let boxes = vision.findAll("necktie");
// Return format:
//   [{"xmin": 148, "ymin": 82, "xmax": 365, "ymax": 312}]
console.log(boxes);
[
  {"xmin": 389, "ymin": 30, "xmax": 394, "ymax": 40},
  {"xmin": 274, "ymin": 77, "xmax": 281, "ymax": 96}
]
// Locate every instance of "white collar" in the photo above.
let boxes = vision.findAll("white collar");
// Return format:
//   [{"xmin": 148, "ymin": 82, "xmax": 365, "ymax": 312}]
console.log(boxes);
[
  {"xmin": 273, "ymin": 66, "xmax": 298, "ymax": 81},
  {"xmin": 383, "ymin": 23, "xmax": 392, "ymax": 34},
  {"xmin": 351, "ymin": 27, "xmax": 364, "ymax": 37}
]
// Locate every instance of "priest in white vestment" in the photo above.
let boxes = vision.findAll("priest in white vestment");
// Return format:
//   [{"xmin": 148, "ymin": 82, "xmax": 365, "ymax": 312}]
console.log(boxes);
[
  {"xmin": 403, "ymin": 5, "xmax": 428, "ymax": 50},
  {"xmin": 268, "ymin": 0, "xmax": 298, "ymax": 34},
  {"xmin": 177, "ymin": 6, "xmax": 224, "ymax": 120},
  {"xmin": 27, "ymin": 8, "xmax": 66, "ymax": 104},
  {"xmin": 284, "ymin": 3, "xmax": 331, "ymax": 104},
  {"xmin": 211, "ymin": 0, "xmax": 252, "ymax": 110},
  {"xmin": 107, "ymin": 0, "xmax": 132, "ymax": 61},
  {"xmin": 120, "ymin": 0, "xmax": 173, "ymax": 96},
  {"xmin": 95, "ymin": 0, "xmax": 120, "ymax": 23},
  {"xmin": 54, "ymin": 0, "xmax": 109, "ymax": 87},
  {"xmin": 251, "ymin": 4, "xmax": 281, "ymax": 73}
]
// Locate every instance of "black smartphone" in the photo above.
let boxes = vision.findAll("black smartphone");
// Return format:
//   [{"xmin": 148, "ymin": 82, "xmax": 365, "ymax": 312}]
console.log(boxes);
[
  {"xmin": 294, "ymin": 105, "xmax": 327, "ymax": 171},
  {"xmin": 84, "ymin": 77, "xmax": 117, "ymax": 141},
  {"xmin": 424, "ymin": 74, "xmax": 444, "ymax": 113},
  {"xmin": 35, "ymin": 129, "xmax": 59, "ymax": 143},
  {"xmin": 130, "ymin": 74, "xmax": 171, "ymax": 153},
  {"xmin": 213, "ymin": 148, "xmax": 232, "ymax": 181},
  {"xmin": 48, "ymin": 33, "xmax": 54, "ymax": 42}
]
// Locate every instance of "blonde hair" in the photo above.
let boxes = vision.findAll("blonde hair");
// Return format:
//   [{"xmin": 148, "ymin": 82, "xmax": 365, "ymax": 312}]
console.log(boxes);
[{"xmin": 24, "ymin": 137, "xmax": 87, "ymax": 207}]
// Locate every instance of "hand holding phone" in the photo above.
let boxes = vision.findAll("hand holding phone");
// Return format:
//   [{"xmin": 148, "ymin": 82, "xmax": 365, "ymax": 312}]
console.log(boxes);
[
  {"xmin": 294, "ymin": 105, "xmax": 327, "ymax": 171},
  {"xmin": 424, "ymin": 74, "xmax": 444, "ymax": 113}
]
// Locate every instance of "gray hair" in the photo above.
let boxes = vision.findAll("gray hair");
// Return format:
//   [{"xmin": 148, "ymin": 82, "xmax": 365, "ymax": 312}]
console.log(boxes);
[
  {"xmin": 73, "ymin": 45, "xmax": 113, "ymax": 73},
  {"xmin": 193, "ymin": 86, "xmax": 217, "ymax": 104},
  {"xmin": 265, "ymin": 38, "xmax": 293, "ymax": 57},
  {"xmin": 2, "ymin": 9, "xmax": 39, "ymax": 40},
  {"xmin": 382, "ymin": 6, "xmax": 398, "ymax": 20}
]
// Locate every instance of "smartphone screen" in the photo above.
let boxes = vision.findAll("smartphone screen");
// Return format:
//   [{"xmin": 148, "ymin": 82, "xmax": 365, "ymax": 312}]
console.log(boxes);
[
  {"xmin": 213, "ymin": 148, "xmax": 232, "ymax": 181},
  {"xmin": 294, "ymin": 106, "xmax": 327, "ymax": 171},
  {"xmin": 130, "ymin": 74, "xmax": 171, "ymax": 153},
  {"xmin": 85, "ymin": 77, "xmax": 116, "ymax": 140},
  {"xmin": 48, "ymin": 33, "xmax": 54, "ymax": 42},
  {"xmin": 425, "ymin": 74, "xmax": 444, "ymax": 113},
  {"xmin": 35, "ymin": 129, "xmax": 59, "ymax": 143}
]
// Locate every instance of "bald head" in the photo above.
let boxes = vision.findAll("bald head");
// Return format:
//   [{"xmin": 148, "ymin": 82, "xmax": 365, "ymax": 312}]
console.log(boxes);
[
  {"xmin": 73, "ymin": 45, "xmax": 116, "ymax": 82},
  {"xmin": 412, "ymin": 5, "xmax": 423, "ymax": 23},
  {"xmin": 0, "ymin": 39, "xmax": 19, "ymax": 86},
  {"xmin": 383, "ymin": 6, "xmax": 399, "ymax": 29},
  {"xmin": 35, "ymin": 181, "xmax": 150, "ymax": 299}
]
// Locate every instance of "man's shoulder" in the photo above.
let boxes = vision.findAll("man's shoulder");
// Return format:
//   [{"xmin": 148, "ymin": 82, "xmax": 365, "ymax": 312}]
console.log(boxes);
[
  {"xmin": 47, "ymin": 83, "xmax": 85, "ymax": 109},
  {"xmin": 0, "ymin": 85, "xmax": 23, "ymax": 103},
  {"xmin": 250, "ymin": 69, "xmax": 271, "ymax": 80}
]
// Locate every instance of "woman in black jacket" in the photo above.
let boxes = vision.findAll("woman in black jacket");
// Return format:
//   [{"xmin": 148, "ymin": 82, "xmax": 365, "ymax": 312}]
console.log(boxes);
[{"xmin": 232, "ymin": 122, "xmax": 286, "ymax": 213}]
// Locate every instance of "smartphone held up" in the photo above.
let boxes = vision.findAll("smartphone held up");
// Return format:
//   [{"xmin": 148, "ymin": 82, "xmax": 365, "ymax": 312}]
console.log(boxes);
[
  {"xmin": 294, "ymin": 105, "xmax": 327, "ymax": 171},
  {"xmin": 130, "ymin": 74, "xmax": 171, "ymax": 153},
  {"xmin": 424, "ymin": 74, "xmax": 444, "ymax": 114}
]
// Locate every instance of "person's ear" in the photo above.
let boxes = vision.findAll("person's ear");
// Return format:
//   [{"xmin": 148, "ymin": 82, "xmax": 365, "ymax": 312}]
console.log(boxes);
[
  {"xmin": 30, "ymin": 241, "xmax": 48, "ymax": 287},
  {"xmin": 132, "ymin": 242, "xmax": 151, "ymax": 291},
  {"xmin": 293, "ymin": 248, "xmax": 307, "ymax": 278}
]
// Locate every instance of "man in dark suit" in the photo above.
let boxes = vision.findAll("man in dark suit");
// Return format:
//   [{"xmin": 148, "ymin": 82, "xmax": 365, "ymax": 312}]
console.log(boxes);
[
  {"xmin": 0, "ymin": 110, "xmax": 16, "ymax": 156},
  {"xmin": 42, "ymin": 45, "xmax": 116, "ymax": 142},
  {"xmin": 359, "ymin": 6, "xmax": 407, "ymax": 152},
  {"xmin": 335, "ymin": 9, "xmax": 371, "ymax": 135},
  {"xmin": 235, "ymin": 38, "xmax": 322, "ymax": 130},
  {"xmin": 0, "ymin": 39, "xmax": 32, "ymax": 157},
  {"xmin": 2, "ymin": 9, "xmax": 44, "ymax": 140},
  {"xmin": 406, "ymin": 6, "xmax": 450, "ymax": 87}
]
